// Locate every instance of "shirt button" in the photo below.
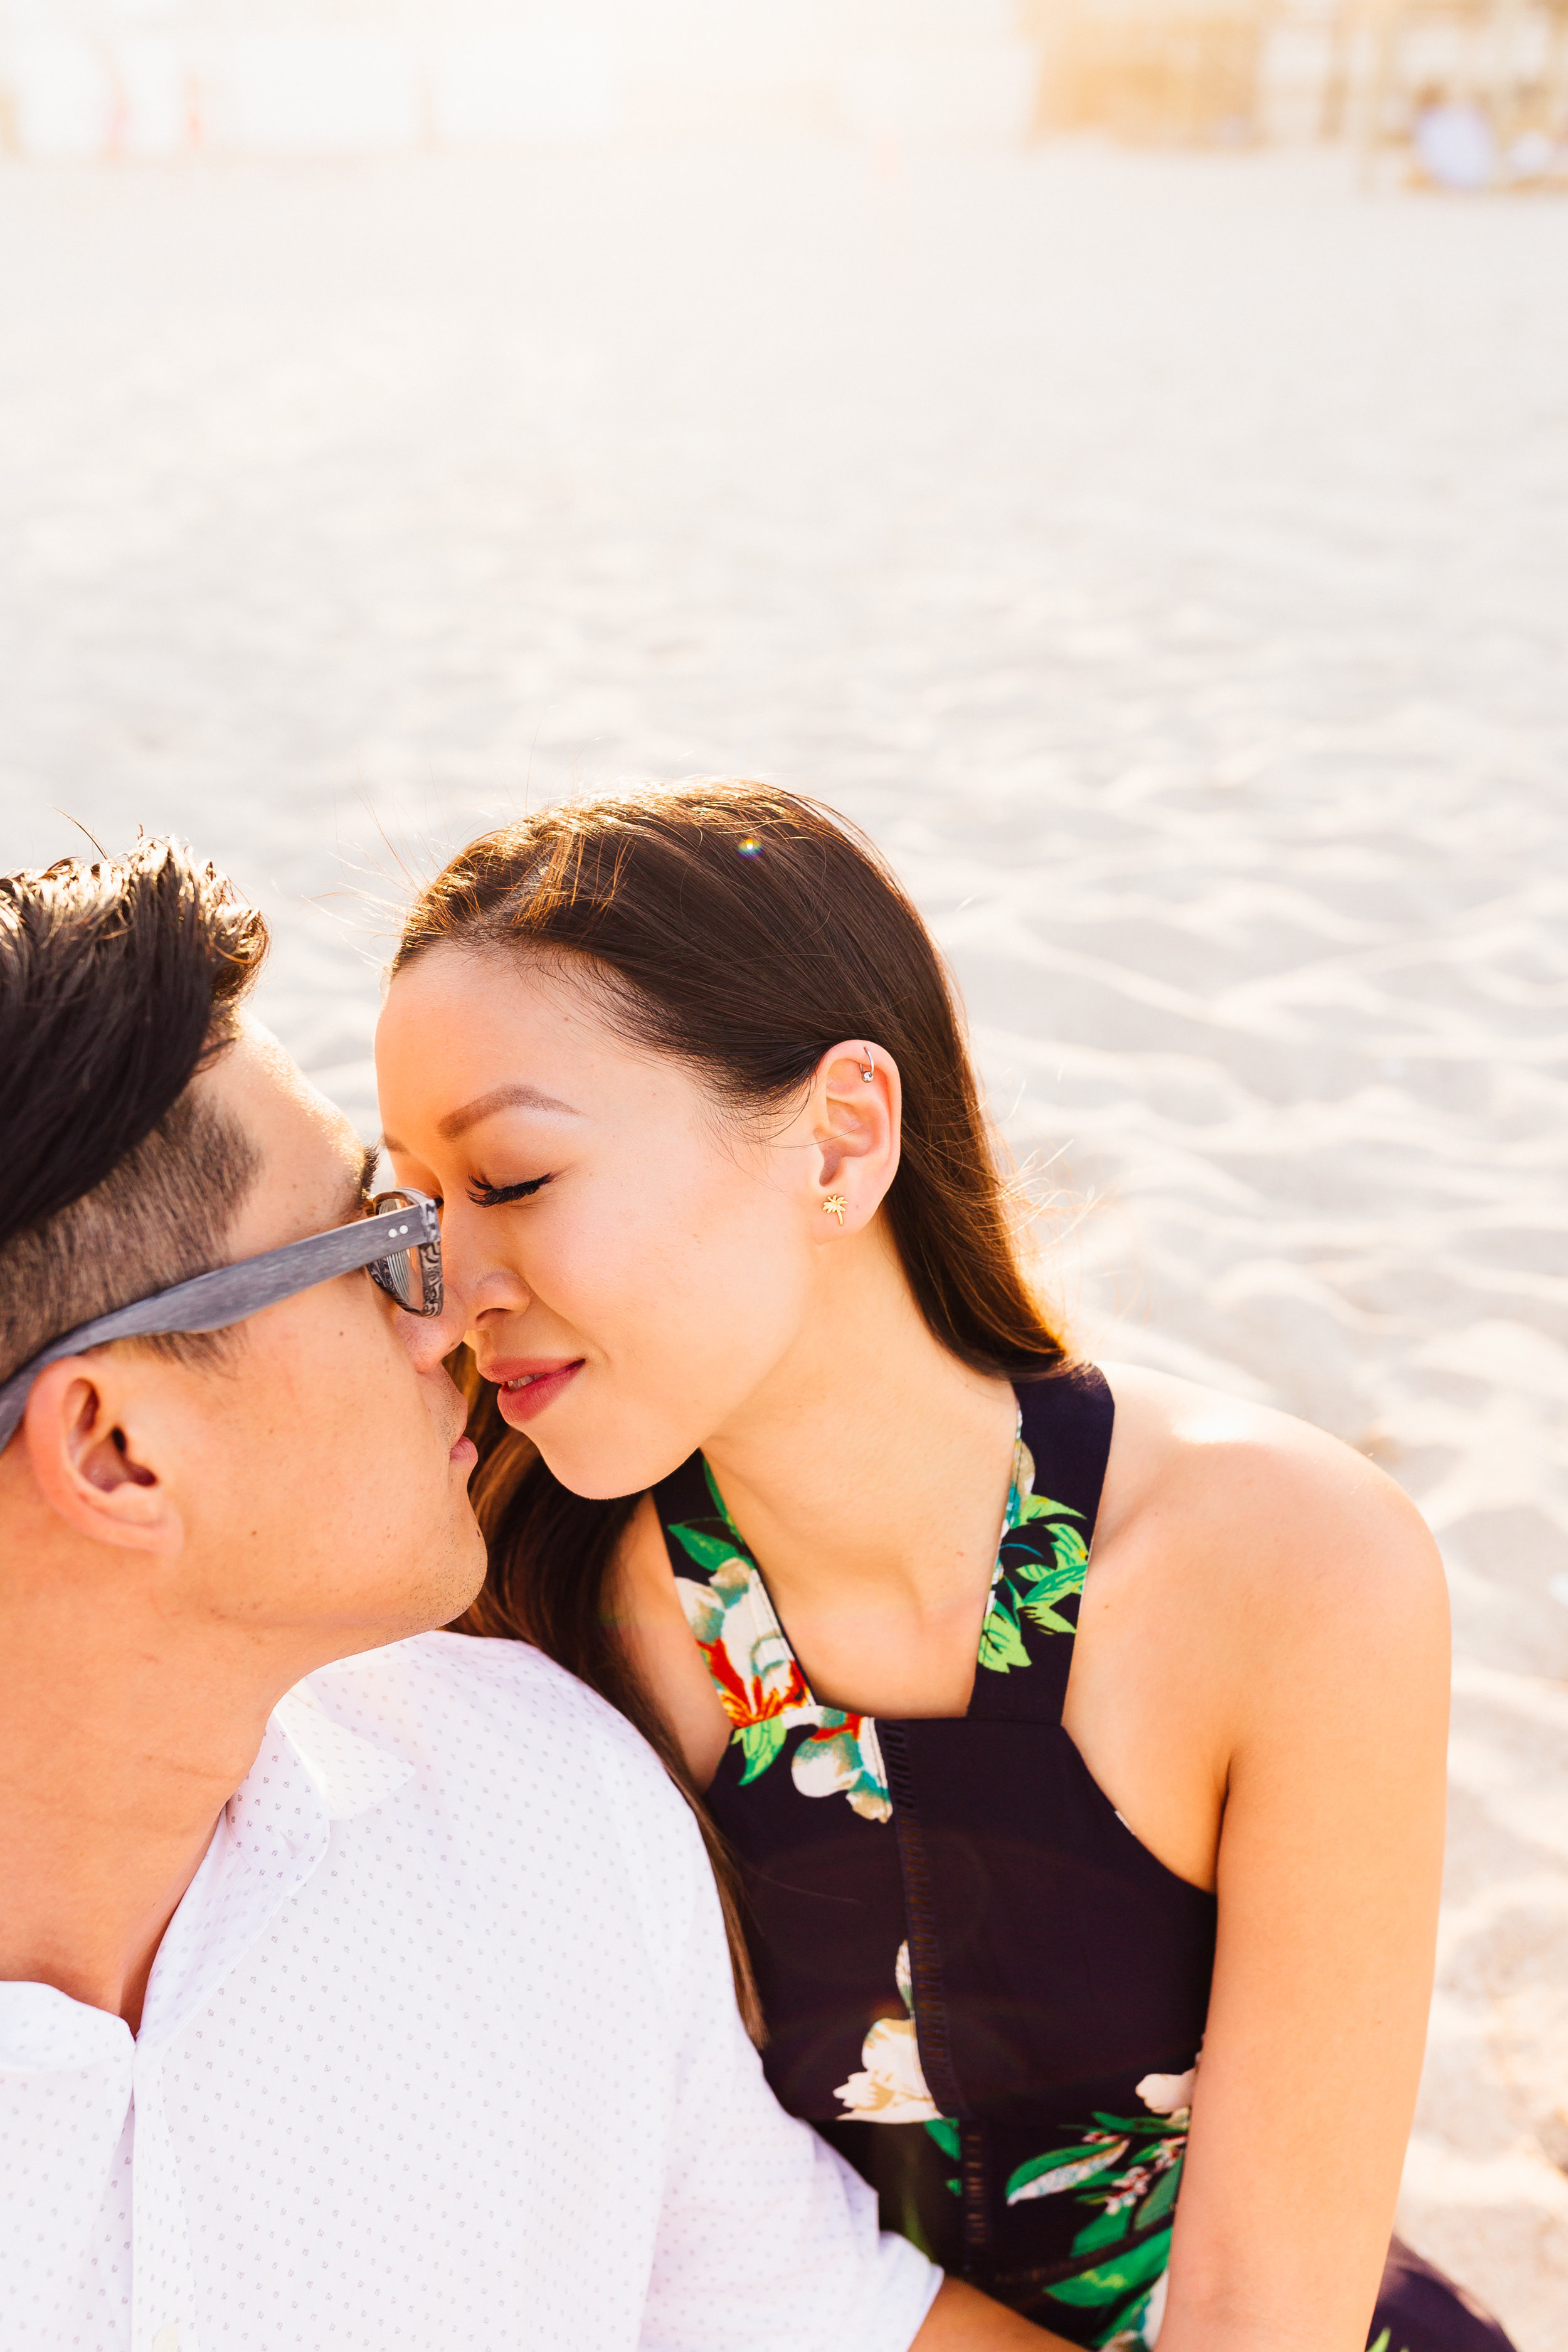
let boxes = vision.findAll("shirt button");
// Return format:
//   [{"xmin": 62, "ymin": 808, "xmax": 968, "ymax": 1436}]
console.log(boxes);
[{"xmin": 152, "ymin": 2329, "xmax": 181, "ymax": 2352}]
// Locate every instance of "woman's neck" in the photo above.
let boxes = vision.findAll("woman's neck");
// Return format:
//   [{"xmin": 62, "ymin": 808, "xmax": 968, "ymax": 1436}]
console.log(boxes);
[{"xmin": 699, "ymin": 1221, "xmax": 1019, "ymax": 1709}]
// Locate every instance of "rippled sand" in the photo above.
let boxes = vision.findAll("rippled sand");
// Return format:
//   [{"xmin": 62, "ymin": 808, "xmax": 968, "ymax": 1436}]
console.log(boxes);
[{"xmin": 2, "ymin": 140, "xmax": 1565, "ymax": 2345}]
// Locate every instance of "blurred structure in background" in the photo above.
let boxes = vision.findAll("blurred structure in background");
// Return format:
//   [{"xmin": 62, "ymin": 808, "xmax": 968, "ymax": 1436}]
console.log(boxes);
[
  {"xmin": 1027, "ymin": 0, "xmax": 1273, "ymax": 144},
  {"xmin": 0, "ymin": 0, "xmax": 1565, "ymax": 183},
  {"xmin": 1026, "ymin": 0, "xmax": 1568, "ymax": 174}
]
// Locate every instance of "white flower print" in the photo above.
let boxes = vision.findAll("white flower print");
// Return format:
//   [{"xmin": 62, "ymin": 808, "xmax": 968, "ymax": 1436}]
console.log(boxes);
[
  {"xmin": 1135, "ymin": 2059, "xmax": 1198, "ymax": 2119},
  {"xmin": 790, "ymin": 1712, "xmax": 891, "ymax": 1823},
  {"xmin": 833, "ymin": 1941, "xmax": 940, "ymax": 2123}
]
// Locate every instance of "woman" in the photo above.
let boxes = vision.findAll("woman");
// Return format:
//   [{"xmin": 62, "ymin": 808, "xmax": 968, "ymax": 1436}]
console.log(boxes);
[{"xmin": 375, "ymin": 781, "xmax": 1515, "ymax": 2352}]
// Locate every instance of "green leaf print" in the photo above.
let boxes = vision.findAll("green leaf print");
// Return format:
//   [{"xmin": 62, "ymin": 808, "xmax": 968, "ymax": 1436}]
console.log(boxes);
[
  {"xmin": 1004, "ymin": 1543, "xmax": 1052, "ymax": 1583},
  {"xmin": 1019, "ymin": 1560, "xmax": 1088, "ymax": 1635},
  {"xmin": 983, "ymin": 1496, "xmax": 1089, "ymax": 1658},
  {"xmin": 1066, "ymin": 2154, "xmax": 1182, "ymax": 2259},
  {"xmin": 1005, "ymin": 2143, "xmax": 1128, "ymax": 2203},
  {"xmin": 1136, "ymin": 2161, "xmax": 1182, "ymax": 2230},
  {"xmin": 669, "ymin": 1521, "xmax": 742, "ymax": 1574},
  {"xmin": 1017, "ymin": 1493, "xmax": 1087, "ymax": 1551},
  {"xmin": 1047, "ymin": 2227, "xmax": 1171, "ymax": 2307},
  {"xmin": 978, "ymin": 1592, "xmax": 1032, "ymax": 1673},
  {"xmin": 923, "ymin": 2119, "xmax": 960, "ymax": 2161},
  {"xmin": 737, "ymin": 1719, "xmax": 788, "ymax": 1783},
  {"xmin": 1072, "ymin": 2204, "xmax": 1135, "ymax": 2255}
]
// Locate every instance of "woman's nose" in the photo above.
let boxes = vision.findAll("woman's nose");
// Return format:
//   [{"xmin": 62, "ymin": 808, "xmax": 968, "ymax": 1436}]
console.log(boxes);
[{"xmin": 437, "ymin": 1206, "xmax": 534, "ymax": 1329}]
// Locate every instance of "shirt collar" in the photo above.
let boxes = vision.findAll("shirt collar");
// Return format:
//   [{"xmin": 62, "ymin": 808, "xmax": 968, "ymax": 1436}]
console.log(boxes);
[
  {"xmin": 135, "ymin": 1676, "xmax": 413, "ymax": 2055},
  {"xmin": 0, "ymin": 1668, "xmax": 414, "ymax": 2083},
  {"xmin": 271, "ymin": 1675, "xmax": 417, "ymax": 1820}
]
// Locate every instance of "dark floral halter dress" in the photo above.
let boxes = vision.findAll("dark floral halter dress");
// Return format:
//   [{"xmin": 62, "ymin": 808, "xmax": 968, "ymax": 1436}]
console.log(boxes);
[{"xmin": 652, "ymin": 1363, "xmax": 1515, "ymax": 2352}]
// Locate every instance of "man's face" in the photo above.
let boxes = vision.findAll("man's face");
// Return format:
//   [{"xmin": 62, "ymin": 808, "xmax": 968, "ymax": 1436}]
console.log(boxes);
[{"xmin": 137, "ymin": 1019, "xmax": 485, "ymax": 1659}]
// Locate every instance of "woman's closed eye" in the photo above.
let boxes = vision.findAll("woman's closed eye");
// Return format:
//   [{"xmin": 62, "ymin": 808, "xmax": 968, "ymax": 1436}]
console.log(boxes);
[{"xmin": 467, "ymin": 1172, "xmax": 554, "ymax": 1209}]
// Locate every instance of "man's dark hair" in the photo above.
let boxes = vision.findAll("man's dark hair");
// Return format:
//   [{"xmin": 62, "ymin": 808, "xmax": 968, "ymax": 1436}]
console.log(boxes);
[{"xmin": 0, "ymin": 838, "xmax": 270, "ymax": 1386}]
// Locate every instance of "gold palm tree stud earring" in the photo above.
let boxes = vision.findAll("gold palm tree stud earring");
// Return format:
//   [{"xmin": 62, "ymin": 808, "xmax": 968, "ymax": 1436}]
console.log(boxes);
[{"xmin": 823, "ymin": 1195, "xmax": 848, "ymax": 1225}]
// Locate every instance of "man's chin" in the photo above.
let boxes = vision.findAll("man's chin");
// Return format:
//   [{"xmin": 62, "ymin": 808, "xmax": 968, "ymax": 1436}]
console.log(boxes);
[
  {"xmin": 435, "ymin": 1532, "xmax": 489, "ymax": 1629},
  {"xmin": 370, "ymin": 1534, "xmax": 490, "ymax": 1650}
]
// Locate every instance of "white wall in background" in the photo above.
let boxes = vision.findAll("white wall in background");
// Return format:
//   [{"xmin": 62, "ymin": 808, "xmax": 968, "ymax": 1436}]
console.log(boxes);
[
  {"xmin": 0, "ymin": 0, "xmax": 1045, "ymax": 157},
  {"xmin": 7, "ymin": 28, "xmax": 114, "ymax": 157},
  {"xmin": 226, "ymin": 32, "xmax": 419, "ymax": 153},
  {"xmin": 114, "ymin": 31, "xmax": 188, "ymax": 152},
  {"xmin": 430, "ymin": 27, "xmax": 617, "ymax": 141}
]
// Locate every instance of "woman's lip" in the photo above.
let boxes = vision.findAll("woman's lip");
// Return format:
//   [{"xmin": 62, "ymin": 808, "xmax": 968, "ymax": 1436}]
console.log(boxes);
[
  {"xmin": 490, "ymin": 1359, "xmax": 585, "ymax": 1428},
  {"xmin": 484, "ymin": 1357, "xmax": 585, "ymax": 1384}
]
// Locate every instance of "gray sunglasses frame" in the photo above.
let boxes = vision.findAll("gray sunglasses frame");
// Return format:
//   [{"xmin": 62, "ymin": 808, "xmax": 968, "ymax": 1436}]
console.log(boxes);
[{"xmin": 0, "ymin": 1189, "xmax": 442, "ymax": 1454}]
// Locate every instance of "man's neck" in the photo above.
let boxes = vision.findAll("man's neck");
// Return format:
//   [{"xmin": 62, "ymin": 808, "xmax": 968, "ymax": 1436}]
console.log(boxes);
[{"xmin": 0, "ymin": 1543, "xmax": 294, "ymax": 2033}]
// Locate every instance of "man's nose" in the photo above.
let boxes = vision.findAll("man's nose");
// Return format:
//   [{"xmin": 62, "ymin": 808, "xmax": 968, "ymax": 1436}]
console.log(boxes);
[{"xmin": 398, "ymin": 1292, "xmax": 469, "ymax": 1373}]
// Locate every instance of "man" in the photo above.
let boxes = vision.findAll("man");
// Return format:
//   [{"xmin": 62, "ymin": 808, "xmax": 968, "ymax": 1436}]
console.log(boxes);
[{"xmin": 0, "ymin": 839, "xmax": 1043, "ymax": 2352}]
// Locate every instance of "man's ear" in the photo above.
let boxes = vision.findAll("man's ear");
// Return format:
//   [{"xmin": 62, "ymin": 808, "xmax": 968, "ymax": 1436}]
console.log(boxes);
[
  {"xmin": 805, "ymin": 1041, "xmax": 902, "ymax": 1237},
  {"xmin": 22, "ymin": 1358, "xmax": 186, "ymax": 1555}
]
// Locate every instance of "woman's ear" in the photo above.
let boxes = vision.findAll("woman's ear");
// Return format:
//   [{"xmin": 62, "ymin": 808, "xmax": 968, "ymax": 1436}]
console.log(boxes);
[
  {"xmin": 21, "ymin": 1359, "xmax": 186, "ymax": 1556},
  {"xmin": 807, "ymin": 1041, "xmax": 901, "ymax": 1237}
]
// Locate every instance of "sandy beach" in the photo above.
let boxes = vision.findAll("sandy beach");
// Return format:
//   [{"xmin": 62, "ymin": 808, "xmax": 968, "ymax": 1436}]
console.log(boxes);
[{"xmin": 2, "ymin": 138, "xmax": 1565, "ymax": 2344}]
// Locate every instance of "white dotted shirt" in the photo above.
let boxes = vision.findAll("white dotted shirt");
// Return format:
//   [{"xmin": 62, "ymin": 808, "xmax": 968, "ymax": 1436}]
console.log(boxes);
[{"xmin": 0, "ymin": 1633, "xmax": 941, "ymax": 2352}]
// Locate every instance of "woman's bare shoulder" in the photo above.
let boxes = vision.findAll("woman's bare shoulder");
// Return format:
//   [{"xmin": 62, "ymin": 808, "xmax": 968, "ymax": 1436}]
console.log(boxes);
[{"xmin": 1092, "ymin": 1359, "xmax": 1448, "ymax": 1655}]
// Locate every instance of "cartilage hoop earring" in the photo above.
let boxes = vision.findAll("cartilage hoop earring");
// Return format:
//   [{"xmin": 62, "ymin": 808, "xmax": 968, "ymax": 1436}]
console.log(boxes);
[
  {"xmin": 858, "ymin": 1046, "xmax": 876, "ymax": 1084},
  {"xmin": 823, "ymin": 1195, "xmax": 848, "ymax": 1225}
]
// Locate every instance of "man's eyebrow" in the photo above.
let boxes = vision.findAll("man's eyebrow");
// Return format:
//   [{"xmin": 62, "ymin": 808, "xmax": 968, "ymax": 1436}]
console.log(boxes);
[
  {"xmin": 342, "ymin": 1143, "xmax": 378, "ymax": 1221},
  {"xmin": 436, "ymin": 1083, "xmax": 580, "ymax": 1140}
]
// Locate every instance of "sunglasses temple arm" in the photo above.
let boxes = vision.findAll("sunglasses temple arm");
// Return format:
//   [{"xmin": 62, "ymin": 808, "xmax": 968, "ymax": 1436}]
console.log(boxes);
[{"xmin": 0, "ymin": 1205, "xmax": 435, "ymax": 1453}]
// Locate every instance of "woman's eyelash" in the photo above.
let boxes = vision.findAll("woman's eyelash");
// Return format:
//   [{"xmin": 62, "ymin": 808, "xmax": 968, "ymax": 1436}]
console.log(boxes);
[{"xmin": 467, "ymin": 1173, "xmax": 554, "ymax": 1208}]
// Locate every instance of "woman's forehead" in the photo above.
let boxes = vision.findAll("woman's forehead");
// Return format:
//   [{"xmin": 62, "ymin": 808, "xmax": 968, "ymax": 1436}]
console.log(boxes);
[
  {"xmin": 384, "ymin": 938, "xmax": 611, "ymax": 1032},
  {"xmin": 379, "ymin": 950, "xmax": 707, "ymax": 1137}
]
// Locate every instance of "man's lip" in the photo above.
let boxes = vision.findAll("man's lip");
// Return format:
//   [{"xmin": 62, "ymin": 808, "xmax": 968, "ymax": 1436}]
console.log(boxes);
[
  {"xmin": 487, "ymin": 1357, "xmax": 586, "ymax": 1428},
  {"xmin": 449, "ymin": 1434, "xmax": 478, "ymax": 1468}
]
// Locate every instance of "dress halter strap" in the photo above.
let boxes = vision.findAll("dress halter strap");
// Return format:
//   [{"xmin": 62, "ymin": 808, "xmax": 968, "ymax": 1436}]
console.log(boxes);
[{"xmin": 967, "ymin": 1364, "xmax": 1115, "ymax": 1730}]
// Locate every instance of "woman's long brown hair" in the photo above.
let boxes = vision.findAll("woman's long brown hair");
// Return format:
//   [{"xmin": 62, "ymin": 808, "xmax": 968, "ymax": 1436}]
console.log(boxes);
[{"xmin": 394, "ymin": 781, "xmax": 1069, "ymax": 2037}]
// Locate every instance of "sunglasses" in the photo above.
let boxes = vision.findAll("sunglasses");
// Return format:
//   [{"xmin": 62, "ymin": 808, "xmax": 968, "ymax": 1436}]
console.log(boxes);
[{"xmin": 0, "ymin": 1189, "xmax": 442, "ymax": 1454}]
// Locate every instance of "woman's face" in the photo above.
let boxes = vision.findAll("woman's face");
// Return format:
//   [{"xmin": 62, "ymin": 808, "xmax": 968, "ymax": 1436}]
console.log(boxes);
[{"xmin": 374, "ymin": 945, "xmax": 829, "ymax": 1498}]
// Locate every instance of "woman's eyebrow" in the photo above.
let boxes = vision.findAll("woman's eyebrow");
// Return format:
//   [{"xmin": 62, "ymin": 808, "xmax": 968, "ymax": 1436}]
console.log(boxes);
[{"xmin": 436, "ymin": 1083, "xmax": 581, "ymax": 1140}]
